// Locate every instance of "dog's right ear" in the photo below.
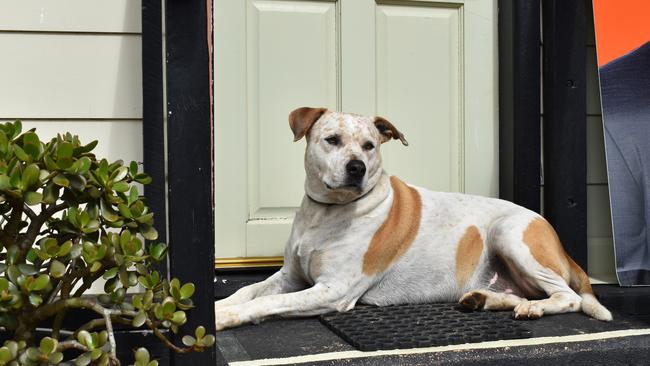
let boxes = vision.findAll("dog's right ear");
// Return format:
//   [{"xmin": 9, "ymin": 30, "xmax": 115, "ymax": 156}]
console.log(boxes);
[{"xmin": 289, "ymin": 107, "xmax": 327, "ymax": 142}]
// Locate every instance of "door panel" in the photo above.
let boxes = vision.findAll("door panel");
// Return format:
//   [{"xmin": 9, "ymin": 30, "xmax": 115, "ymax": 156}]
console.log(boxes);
[
  {"xmin": 214, "ymin": 0, "xmax": 497, "ymax": 261},
  {"xmin": 248, "ymin": 0, "xmax": 338, "ymax": 215},
  {"xmin": 247, "ymin": 0, "xmax": 338, "ymax": 256},
  {"xmin": 215, "ymin": 0, "xmax": 339, "ymax": 258},
  {"xmin": 376, "ymin": 4, "xmax": 462, "ymax": 191}
]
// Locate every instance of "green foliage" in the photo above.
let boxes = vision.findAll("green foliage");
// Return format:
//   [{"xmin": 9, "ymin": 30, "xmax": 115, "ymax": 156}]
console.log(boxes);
[
  {"xmin": 0, "ymin": 121, "xmax": 214, "ymax": 365},
  {"xmin": 130, "ymin": 348, "xmax": 157, "ymax": 366}
]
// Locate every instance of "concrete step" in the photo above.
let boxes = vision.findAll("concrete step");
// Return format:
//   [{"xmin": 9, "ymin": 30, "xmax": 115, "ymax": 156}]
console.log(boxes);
[{"xmin": 215, "ymin": 278, "xmax": 650, "ymax": 365}]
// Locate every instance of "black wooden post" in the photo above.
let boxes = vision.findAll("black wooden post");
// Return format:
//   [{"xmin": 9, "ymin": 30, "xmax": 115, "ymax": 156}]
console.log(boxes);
[
  {"xmin": 142, "ymin": 1, "xmax": 171, "ymax": 363},
  {"xmin": 498, "ymin": 0, "xmax": 541, "ymax": 212},
  {"xmin": 142, "ymin": 1, "xmax": 167, "ymax": 254},
  {"xmin": 542, "ymin": 0, "xmax": 588, "ymax": 269},
  {"xmin": 165, "ymin": 0, "xmax": 216, "ymax": 364}
]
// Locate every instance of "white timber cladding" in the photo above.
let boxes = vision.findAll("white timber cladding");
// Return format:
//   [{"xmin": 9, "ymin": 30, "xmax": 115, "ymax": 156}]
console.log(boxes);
[
  {"xmin": 214, "ymin": 0, "xmax": 498, "ymax": 258},
  {"xmin": 0, "ymin": 1, "xmax": 144, "ymax": 291},
  {"xmin": 0, "ymin": 0, "xmax": 143, "ymax": 168}
]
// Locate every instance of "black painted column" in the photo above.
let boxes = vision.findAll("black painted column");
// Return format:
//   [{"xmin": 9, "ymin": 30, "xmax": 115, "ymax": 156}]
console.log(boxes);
[
  {"xmin": 499, "ymin": 0, "xmax": 542, "ymax": 213},
  {"xmin": 142, "ymin": 0, "xmax": 167, "ymax": 254},
  {"xmin": 165, "ymin": 0, "xmax": 216, "ymax": 364},
  {"xmin": 542, "ymin": 0, "xmax": 588, "ymax": 270}
]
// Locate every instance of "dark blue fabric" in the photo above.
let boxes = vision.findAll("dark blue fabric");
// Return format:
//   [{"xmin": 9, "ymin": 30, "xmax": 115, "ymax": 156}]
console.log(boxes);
[{"xmin": 599, "ymin": 41, "xmax": 650, "ymax": 286}]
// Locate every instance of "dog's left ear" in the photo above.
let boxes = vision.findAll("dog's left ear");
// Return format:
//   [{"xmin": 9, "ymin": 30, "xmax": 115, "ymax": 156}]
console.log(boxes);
[
  {"xmin": 289, "ymin": 107, "xmax": 328, "ymax": 142},
  {"xmin": 374, "ymin": 117, "xmax": 408, "ymax": 146}
]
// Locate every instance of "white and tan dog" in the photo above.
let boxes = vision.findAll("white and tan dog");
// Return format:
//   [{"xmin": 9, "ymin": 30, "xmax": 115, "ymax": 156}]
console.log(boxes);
[{"xmin": 214, "ymin": 107, "xmax": 612, "ymax": 330}]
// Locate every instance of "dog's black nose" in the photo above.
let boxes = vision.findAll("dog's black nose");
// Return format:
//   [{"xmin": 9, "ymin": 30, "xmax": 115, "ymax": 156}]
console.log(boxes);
[{"xmin": 346, "ymin": 160, "xmax": 366, "ymax": 179}]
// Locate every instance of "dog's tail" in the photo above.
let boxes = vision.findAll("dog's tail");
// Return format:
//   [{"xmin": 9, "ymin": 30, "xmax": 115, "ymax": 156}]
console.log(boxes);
[{"xmin": 567, "ymin": 255, "xmax": 613, "ymax": 321}]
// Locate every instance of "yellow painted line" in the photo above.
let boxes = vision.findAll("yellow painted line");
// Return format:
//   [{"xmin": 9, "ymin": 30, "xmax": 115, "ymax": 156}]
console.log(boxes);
[{"xmin": 229, "ymin": 328, "xmax": 650, "ymax": 366}]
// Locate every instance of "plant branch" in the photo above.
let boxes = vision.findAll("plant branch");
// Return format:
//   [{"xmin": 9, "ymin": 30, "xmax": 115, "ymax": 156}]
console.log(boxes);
[
  {"xmin": 22, "ymin": 203, "xmax": 37, "ymax": 220},
  {"xmin": 72, "ymin": 318, "xmax": 106, "ymax": 338},
  {"xmin": 4, "ymin": 199, "xmax": 24, "ymax": 243},
  {"xmin": 48, "ymin": 256, "xmax": 78, "ymax": 338},
  {"xmin": 145, "ymin": 318, "xmax": 193, "ymax": 354},
  {"xmin": 38, "ymin": 228, "xmax": 52, "ymax": 236},
  {"xmin": 21, "ymin": 202, "xmax": 68, "ymax": 244},
  {"xmin": 103, "ymin": 308, "xmax": 118, "ymax": 362},
  {"xmin": 34, "ymin": 297, "xmax": 123, "ymax": 362},
  {"xmin": 72, "ymin": 270, "xmax": 105, "ymax": 298},
  {"xmin": 56, "ymin": 340, "xmax": 89, "ymax": 352},
  {"xmin": 68, "ymin": 316, "xmax": 130, "ymax": 339},
  {"xmin": 16, "ymin": 202, "xmax": 69, "ymax": 261},
  {"xmin": 0, "ymin": 229, "xmax": 11, "ymax": 248},
  {"xmin": 47, "ymin": 281, "xmax": 64, "ymax": 304},
  {"xmin": 51, "ymin": 310, "xmax": 66, "ymax": 340},
  {"xmin": 34, "ymin": 297, "xmax": 107, "ymax": 327},
  {"xmin": 49, "ymin": 257, "xmax": 78, "ymax": 304}
]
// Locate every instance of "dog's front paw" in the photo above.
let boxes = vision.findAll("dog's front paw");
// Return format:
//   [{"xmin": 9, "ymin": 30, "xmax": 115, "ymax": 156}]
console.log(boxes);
[
  {"xmin": 513, "ymin": 300, "xmax": 543, "ymax": 320},
  {"xmin": 215, "ymin": 305, "xmax": 242, "ymax": 331}
]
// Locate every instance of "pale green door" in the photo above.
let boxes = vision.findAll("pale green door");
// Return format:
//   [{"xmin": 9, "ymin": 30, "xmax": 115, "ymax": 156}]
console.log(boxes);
[{"xmin": 214, "ymin": 0, "xmax": 498, "ymax": 264}]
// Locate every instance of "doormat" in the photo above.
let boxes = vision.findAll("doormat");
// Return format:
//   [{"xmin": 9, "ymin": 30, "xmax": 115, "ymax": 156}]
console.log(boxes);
[{"xmin": 319, "ymin": 303, "xmax": 532, "ymax": 351}]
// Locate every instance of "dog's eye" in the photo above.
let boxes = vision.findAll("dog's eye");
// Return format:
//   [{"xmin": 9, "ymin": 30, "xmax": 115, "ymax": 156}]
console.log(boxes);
[
  {"xmin": 325, "ymin": 135, "xmax": 340, "ymax": 146},
  {"xmin": 363, "ymin": 142, "xmax": 375, "ymax": 151}
]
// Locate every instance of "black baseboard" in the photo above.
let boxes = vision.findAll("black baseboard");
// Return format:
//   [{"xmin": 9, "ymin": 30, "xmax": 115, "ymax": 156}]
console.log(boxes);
[{"xmin": 214, "ymin": 268, "xmax": 280, "ymax": 300}]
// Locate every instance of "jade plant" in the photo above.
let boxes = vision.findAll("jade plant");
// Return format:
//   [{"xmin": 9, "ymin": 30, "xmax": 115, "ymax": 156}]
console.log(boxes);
[{"xmin": 0, "ymin": 120, "xmax": 214, "ymax": 365}]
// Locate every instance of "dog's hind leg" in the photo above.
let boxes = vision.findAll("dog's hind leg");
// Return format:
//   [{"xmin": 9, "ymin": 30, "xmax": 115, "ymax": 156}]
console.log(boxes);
[
  {"xmin": 485, "ymin": 214, "xmax": 611, "ymax": 321},
  {"xmin": 459, "ymin": 289, "xmax": 526, "ymax": 311}
]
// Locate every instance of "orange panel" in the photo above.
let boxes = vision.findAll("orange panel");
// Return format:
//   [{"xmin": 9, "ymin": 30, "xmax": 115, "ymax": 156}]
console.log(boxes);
[{"xmin": 593, "ymin": 0, "xmax": 650, "ymax": 66}]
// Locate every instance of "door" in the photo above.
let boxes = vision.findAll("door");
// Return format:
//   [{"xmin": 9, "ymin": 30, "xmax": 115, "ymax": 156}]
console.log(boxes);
[{"xmin": 214, "ymin": 0, "xmax": 497, "ymax": 263}]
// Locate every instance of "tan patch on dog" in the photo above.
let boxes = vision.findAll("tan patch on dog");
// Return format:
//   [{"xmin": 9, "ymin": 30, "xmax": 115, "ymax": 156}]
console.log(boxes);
[
  {"xmin": 455, "ymin": 226, "xmax": 484, "ymax": 288},
  {"xmin": 567, "ymin": 254, "xmax": 594, "ymax": 294},
  {"xmin": 522, "ymin": 217, "xmax": 570, "ymax": 281},
  {"xmin": 362, "ymin": 176, "xmax": 421, "ymax": 275}
]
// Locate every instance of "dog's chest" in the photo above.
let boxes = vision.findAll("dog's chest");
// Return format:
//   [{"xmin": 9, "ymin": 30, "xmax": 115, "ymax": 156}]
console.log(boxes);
[
  {"xmin": 290, "ymin": 204, "xmax": 383, "ymax": 284},
  {"xmin": 292, "ymin": 225, "xmax": 361, "ymax": 284}
]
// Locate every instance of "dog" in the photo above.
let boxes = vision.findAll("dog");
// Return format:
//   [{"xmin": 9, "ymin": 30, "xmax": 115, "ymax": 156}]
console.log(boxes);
[{"xmin": 214, "ymin": 107, "xmax": 612, "ymax": 330}]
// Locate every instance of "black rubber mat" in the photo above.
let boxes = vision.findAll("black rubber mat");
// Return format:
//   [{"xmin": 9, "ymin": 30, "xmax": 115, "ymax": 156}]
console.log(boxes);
[{"xmin": 319, "ymin": 303, "xmax": 533, "ymax": 351}]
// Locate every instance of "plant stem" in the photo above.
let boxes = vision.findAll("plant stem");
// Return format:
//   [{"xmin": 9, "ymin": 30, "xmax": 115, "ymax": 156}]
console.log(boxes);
[
  {"xmin": 49, "ymin": 256, "xmax": 78, "ymax": 304},
  {"xmin": 34, "ymin": 297, "xmax": 124, "ymax": 362},
  {"xmin": 47, "ymin": 281, "xmax": 64, "ymax": 304},
  {"xmin": 18, "ymin": 202, "xmax": 69, "ymax": 252},
  {"xmin": 4, "ymin": 199, "xmax": 23, "ymax": 245},
  {"xmin": 56, "ymin": 340, "xmax": 89, "ymax": 352},
  {"xmin": 103, "ymin": 308, "xmax": 118, "ymax": 362},
  {"xmin": 35, "ymin": 297, "xmax": 103, "ymax": 327},
  {"xmin": 22, "ymin": 203, "xmax": 36, "ymax": 220},
  {"xmin": 145, "ymin": 318, "xmax": 193, "ymax": 354},
  {"xmin": 72, "ymin": 318, "xmax": 106, "ymax": 338},
  {"xmin": 14, "ymin": 314, "xmax": 35, "ymax": 342},
  {"xmin": 51, "ymin": 310, "xmax": 66, "ymax": 339},
  {"xmin": 72, "ymin": 270, "xmax": 105, "ymax": 298},
  {"xmin": 66, "ymin": 316, "xmax": 131, "ymax": 342}
]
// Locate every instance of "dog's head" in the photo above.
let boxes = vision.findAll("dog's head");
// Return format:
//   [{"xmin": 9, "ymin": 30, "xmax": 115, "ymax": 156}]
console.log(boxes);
[{"xmin": 289, "ymin": 107, "xmax": 408, "ymax": 204}]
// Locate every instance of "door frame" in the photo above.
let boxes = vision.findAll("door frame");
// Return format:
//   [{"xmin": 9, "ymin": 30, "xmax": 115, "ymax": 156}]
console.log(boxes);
[{"xmin": 142, "ymin": 0, "xmax": 588, "ymax": 274}]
